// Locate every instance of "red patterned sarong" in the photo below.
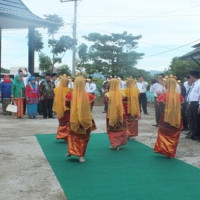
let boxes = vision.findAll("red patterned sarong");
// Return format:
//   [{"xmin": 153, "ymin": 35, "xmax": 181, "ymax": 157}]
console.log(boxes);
[
  {"xmin": 107, "ymin": 130, "xmax": 127, "ymax": 148},
  {"xmin": 56, "ymin": 111, "xmax": 70, "ymax": 140}
]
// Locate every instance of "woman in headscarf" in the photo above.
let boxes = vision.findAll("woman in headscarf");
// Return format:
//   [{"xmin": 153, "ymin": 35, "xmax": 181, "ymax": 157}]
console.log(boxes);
[
  {"xmin": 25, "ymin": 77, "xmax": 39, "ymax": 119},
  {"xmin": 106, "ymin": 78, "xmax": 127, "ymax": 150},
  {"xmin": 123, "ymin": 78, "xmax": 140, "ymax": 139},
  {"xmin": 154, "ymin": 78, "xmax": 184, "ymax": 158},
  {"xmin": 11, "ymin": 75, "xmax": 25, "ymax": 118},
  {"xmin": 53, "ymin": 76, "xmax": 71, "ymax": 140},
  {"xmin": 65, "ymin": 76, "xmax": 96, "ymax": 162},
  {"xmin": 0, "ymin": 75, "xmax": 12, "ymax": 115}
]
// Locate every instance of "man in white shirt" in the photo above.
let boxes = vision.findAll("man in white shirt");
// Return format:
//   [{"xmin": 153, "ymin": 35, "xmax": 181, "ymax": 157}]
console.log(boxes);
[
  {"xmin": 119, "ymin": 76, "xmax": 126, "ymax": 90},
  {"xmin": 150, "ymin": 74, "xmax": 166, "ymax": 126},
  {"xmin": 86, "ymin": 77, "xmax": 97, "ymax": 95},
  {"xmin": 186, "ymin": 71, "xmax": 200, "ymax": 141},
  {"xmin": 183, "ymin": 75, "xmax": 191, "ymax": 94},
  {"xmin": 136, "ymin": 76, "xmax": 149, "ymax": 115},
  {"xmin": 86, "ymin": 77, "xmax": 96, "ymax": 111}
]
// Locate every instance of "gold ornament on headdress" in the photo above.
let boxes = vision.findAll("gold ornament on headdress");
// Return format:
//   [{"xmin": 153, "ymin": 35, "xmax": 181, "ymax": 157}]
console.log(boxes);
[
  {"xmin": 75, "ymin": 71, "xmax": 87, "ymax": 77},
  {"xmin": 164, "ymin": 74, "xmax": 179, "ymax": 83}
]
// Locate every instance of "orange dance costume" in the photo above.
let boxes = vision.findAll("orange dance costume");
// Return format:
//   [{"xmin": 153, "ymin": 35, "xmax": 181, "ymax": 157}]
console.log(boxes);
[
  {"xmin": 106, "ymin": 79, "xmax": 127, "ymax": 149},
  {"xmin": 66, "ymin": 76, "xmax": 96, "ymax": 159},
  {"xmin": 154, "ymin": 78, "xmax": 184, "ymax": 158},
  {"xmin": 53, "ymin": 77, "xmax": 71, "ymax": 140},
  {"xmin": 123, "ymin": 79, "xmax": 141, "ymax": 138}
]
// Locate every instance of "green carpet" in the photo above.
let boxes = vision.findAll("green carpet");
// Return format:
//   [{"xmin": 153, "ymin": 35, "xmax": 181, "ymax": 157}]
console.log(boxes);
[{"xmin": 36, "ymin": 133, "xmax": 200, "ymax": 200}]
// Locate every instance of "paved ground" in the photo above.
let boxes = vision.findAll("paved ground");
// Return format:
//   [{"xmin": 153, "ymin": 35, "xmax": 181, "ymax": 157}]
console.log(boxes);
[{"xmin": 0, "ymin": 105, "xmax": 200, "ymax": 200}]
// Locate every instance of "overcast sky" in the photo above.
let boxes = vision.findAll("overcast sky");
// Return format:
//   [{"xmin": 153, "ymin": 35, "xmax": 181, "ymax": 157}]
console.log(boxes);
[{"xmin": 2, "ymin": 0, "xmax": 200, "ymax": 72}]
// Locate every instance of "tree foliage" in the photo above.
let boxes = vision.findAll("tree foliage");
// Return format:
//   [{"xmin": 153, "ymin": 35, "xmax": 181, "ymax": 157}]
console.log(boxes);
[
  {"xmin": 38, "ymin": 14, "xmax": 75, "ymax": 73},
  {"xmin": 44, "ymin": 14, "xmax": 64, "ymax": 36},
  {"xmin": 39, "ymin": 53, "xmax": 52, "ymax": 73},
  {"xmin": 49, "ymin": 36, "xmax": 76, "ymax": 56},
  {"xmin": 56, "ymin": 65, "xmax": 71, "ymax": 76},
  {"xmin": 34, "ymin": 30, "xmax": 44, "ymax": 52},
  {"xmin": 167, "ymin": 57, "xmax": 200, "ymax": 80},
  {"xmin": 77, "ymin": 32, "xmax": 144, "ymax": 77},
  {"xmin": 1, "ymin": 67, "xmax": 10, "ymax": 73}
]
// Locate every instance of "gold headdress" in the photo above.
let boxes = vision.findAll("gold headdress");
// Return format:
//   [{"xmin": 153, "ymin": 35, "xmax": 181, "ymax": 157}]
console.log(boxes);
[{"xmin": 75, "ymin": 71, "xmax": 87, "ymax": 78}]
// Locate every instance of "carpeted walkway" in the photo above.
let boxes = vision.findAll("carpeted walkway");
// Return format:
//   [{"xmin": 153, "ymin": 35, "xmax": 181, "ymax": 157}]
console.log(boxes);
[{"xmin": 36, "ymin": 133, "xmax": 200, "ymax": 200}]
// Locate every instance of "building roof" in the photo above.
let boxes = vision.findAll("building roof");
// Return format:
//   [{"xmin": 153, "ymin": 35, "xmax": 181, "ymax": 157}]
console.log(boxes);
[
  {"xmin": 0, "ymin": 0, "xmax": 54, "ymax": 29},
  {"xmin": 180, "ymin": 43, "xmax": 200, "ymax": 61}
]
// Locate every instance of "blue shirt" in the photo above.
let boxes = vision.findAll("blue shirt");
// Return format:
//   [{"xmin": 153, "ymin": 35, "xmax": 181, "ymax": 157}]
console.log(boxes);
[{"xmin": 0, "ymin": 81, "xmax": 12, "ymax": 98}]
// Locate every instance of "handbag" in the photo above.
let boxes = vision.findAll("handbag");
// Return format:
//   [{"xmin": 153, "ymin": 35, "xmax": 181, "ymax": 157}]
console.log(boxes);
[{"xmin": 6, "ymin": 104, "xmax": 18, "ymax": 113}]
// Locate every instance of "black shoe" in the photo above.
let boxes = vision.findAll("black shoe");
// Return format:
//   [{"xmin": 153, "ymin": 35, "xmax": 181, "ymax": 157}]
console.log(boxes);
[
  {"xmin": 43, "ymin": 116, "xmax": 47, "ymax": 119},
  {"xmin": 48, "ymin": 116, "xmax": 54, "ymax": 119},
  {"xmin": 185, "ymin": 135, "xmax": 192, "ymax": 139},
  {"xmin": 152, "ymin": 124, "xmax": 159, "ymax": 127},
  {"xmin": 144, "ymin": 113, "xmax": 149, "ymax": 115},
  {"xmin": 185, "ymin": 132, "xmax": 193, "ymax": 139},
  {"xmin": 193, "ymin": 136, "xmax": 200, "ymax": 141}
]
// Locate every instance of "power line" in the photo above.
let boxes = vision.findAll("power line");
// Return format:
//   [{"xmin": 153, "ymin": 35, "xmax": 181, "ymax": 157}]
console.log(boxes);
[
  {"xmin": 144, "ymin": 38, "xmax": 200, "ymax": 57},
  {"xmin": 76, "ymin": 22, "xmax": 191, "ymax": 56},
  {"xmin": 83, "ymin": 3, "xmax": 200, "ymax": 26}
]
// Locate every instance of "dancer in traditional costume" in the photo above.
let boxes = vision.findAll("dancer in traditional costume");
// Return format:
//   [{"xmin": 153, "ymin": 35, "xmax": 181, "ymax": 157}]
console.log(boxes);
[
  {"xmin": 123, "ymin": 78, "xmax": 140, "ymax": 139},
  {"xmin": 53, "ymin": 76, "xmax": 71, "ymax": 140},
  {"xmin": 106, "ymin": 78, "xmax": 127, "ymax": 150},
  {"xmin": 66, "ymin": 76, "xmax": 96, "ymax": 162},
  {"xmin": 154, "ymin": 78, "xmax": 184, "ymax": 158},
  {"xmin": 11, "ymin": 75, "xmax": 25, "ymax": 118}
]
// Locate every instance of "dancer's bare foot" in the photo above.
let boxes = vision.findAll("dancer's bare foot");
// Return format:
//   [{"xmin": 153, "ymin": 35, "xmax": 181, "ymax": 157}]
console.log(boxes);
[
  {"xmin": 79, "ymin": 157, "xmax": 85, "ymax": 163},
  {"xmin": 109, "ymin": 146, "xmax": 119, "ymax": 150}
]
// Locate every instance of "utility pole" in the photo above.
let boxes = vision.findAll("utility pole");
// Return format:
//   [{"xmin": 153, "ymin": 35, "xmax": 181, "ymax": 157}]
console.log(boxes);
[{"xmin": 60, "ymin": 0, "xmax": 78, "ymax": 76}]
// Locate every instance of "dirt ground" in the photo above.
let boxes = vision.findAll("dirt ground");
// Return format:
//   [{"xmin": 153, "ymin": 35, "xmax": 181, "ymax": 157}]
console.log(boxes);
[{"xmin": 0, "ymin": 104, "xmax": 200, "ymax": 200}]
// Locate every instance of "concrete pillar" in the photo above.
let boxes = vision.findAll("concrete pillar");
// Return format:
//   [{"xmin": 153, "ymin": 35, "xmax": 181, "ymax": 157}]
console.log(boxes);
[
  {"xmin": 28, "ymin": 26, "xmax": 35, "ymax": 75},
  {"xmin": 0, "ymin": 28, "xmax": 2, "ymax": 80}
]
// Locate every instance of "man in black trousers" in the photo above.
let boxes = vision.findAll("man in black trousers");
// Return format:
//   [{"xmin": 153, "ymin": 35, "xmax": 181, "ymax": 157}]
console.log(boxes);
[
  {"xmin": 39, "ymin": 73, "xmax": 55, "ymax": 119},
  {"xmin": 137, "ymin": 76, "xmax": 149, "ymax": 115},
  {"xmin": 186, "ymin": 71, "xmax": 200, "ymax": 141}
]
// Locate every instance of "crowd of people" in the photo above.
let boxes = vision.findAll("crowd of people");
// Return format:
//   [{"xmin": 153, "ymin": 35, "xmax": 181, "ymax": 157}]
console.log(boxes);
[{"xmin": 0, "ymin": 68, "xmax": 200, "ymax": 162}]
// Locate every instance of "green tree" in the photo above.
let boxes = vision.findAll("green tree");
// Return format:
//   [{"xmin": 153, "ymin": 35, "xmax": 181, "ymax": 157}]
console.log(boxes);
[
  {"xmin": 37, "ymin": 15, "xmax": 76, "ymax": 72},
  {"xmin": 34, "ymin": 30, "xmax": 44, "ymax": 52},
  {"xmin": 56, "ymin": 65, "xmax": 71, "ymax": 76},
  {"xmin": 44, "ymin": 14, "xmax": 76, "ymax": 72},
  {"xmin": 77, "ymin": 32, "xmax": 144, "ymax": 77},
  {"xmin": 167, "ymin": 57, "xmax": 200, "ymax": 80},
  {"xmin": 131, "ymin": 67, "xmax": 151, "ymax": 81},
  {"xmin": 1, "ymin": 67, "xmax": 10, "ymax": 73},
  {"xmin": 45, "ymin": 14, "xmax": 63, "ymax": 72},
  {"xmin": 39, "ymin": 53, "xmax": 52, "ymax": 73},
  {"xmin": 44, "ymin": 14, "xmax": 64, "ymax": 36}
]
